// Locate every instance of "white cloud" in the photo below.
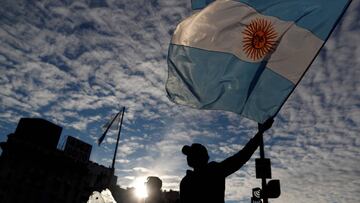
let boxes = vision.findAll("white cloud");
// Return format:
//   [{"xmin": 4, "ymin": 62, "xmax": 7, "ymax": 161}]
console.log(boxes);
[{"xmin": 0, "ymin": 0, "xmax": 359, "ymax": 202}]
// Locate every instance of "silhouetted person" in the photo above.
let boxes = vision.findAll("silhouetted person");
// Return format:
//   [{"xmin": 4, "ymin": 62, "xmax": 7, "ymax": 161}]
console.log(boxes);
[
  {"xmin": 145, "ymin": 176, "xmax": 165, "ymax": 203},
  {"xmin": 180, "ymin": 119, "xmax": 274, "ymax": 203}
]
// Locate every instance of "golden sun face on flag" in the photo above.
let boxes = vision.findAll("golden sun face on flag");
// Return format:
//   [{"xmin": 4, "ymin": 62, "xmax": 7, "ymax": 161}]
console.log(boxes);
[{"xmin": 242, "ymin": 18, "xmax": 278, "ymax": 60}]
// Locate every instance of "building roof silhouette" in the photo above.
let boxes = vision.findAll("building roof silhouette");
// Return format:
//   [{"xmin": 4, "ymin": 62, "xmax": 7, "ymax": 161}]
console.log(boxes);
[{"xmin": 0, "ymin": 118, "xmax": 116, "ymax": 203}]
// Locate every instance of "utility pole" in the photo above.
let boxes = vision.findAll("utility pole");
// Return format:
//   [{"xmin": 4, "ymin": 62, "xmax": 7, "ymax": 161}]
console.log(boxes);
[
  {"xmin": 259, "ymin": 133, "xmax": 268, "ymax": 203},
  {"xmin": 253, "ymin": 129, "xmax": 281, "ymax": 203}
]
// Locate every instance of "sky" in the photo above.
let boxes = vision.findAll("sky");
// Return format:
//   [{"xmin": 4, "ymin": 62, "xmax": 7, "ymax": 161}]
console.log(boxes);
[{"xmin": 0, "ymin": 0, "xmax": 359, "ymax": 202}]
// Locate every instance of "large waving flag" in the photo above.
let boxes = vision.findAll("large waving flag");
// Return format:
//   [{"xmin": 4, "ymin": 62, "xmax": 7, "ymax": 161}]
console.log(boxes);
[{"xmin": 166, "ymin": 0, "xmax": 351, "ymax": 123}]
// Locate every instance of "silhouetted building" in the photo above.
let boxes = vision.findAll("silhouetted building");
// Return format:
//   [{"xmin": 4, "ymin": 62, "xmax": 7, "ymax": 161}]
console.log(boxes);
[
  {"xmin": 0, "ymin": 117, "xmax": 180, "ymax": 203},
  {"xmin": 0, "ymin": 118, "xmax": 117, "ymax": 203},
  {"xmin": 14, "ymin": 118, "xmax": 62, "ymax": 150},
  {"xmin": 64, "ymin": 136, "xmax": 92, "ymax": 162}
]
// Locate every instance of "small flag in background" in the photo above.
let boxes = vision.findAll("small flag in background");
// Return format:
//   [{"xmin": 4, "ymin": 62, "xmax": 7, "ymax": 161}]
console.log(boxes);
[
  {"xmin": 102, "ymin": 113, "xmax": 122, "ymax": 131},
  {"xmin": 98, "ymin": 111, "xmax": 121, "ymax": 146},
  {"xmin": 166, "ymin": 0, "xmax": 351, "ymax": 123}
]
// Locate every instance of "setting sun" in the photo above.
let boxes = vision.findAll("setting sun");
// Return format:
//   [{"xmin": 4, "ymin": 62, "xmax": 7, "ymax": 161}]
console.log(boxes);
[{"xmin": 132, "ymin": 177, "xmax": 148, "ymax": 199}]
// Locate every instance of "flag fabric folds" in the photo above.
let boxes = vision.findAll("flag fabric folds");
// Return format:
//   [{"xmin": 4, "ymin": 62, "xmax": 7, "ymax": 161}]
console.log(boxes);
[{"xmin": 166, "ymin": 0, "xmax": 351, "ymax": 123}]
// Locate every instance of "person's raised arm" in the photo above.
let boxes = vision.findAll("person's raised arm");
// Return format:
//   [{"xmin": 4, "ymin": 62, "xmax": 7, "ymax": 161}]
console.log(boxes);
[{"xmin": 220, "ymin": 118, "xmax": 274, "ymax": 177}]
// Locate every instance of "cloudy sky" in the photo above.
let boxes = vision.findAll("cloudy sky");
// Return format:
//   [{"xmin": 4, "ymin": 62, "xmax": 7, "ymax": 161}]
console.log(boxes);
[{"xmin": 0, "ymin": 0, "xmax": 359, "ymax": 202}]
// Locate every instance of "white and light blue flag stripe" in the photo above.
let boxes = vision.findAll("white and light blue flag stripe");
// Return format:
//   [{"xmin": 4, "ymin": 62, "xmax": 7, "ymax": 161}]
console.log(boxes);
[{"xmin": 166, "ymin": 0, "xmax": 351, "ymax": 123}]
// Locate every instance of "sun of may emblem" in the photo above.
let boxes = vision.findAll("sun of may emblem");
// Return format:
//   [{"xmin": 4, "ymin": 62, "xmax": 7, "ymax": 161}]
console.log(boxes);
[{"xmin": 242, "ymin": 18, "xmax": 278, "ymax": 60}]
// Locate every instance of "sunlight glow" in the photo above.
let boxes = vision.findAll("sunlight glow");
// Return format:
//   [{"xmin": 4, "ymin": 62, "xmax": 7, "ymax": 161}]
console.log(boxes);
[{"xmin": 132, "ymin": 177, "xmax": 148, "ymax": 199}]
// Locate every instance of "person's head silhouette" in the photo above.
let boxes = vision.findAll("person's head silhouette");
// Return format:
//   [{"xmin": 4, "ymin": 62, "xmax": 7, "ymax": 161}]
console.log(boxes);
[
  {"xmin": 182, "ymin": 143, "xmax": 209, "ymax": 170},
  {"xmin": 145, "ymin": 176, "xmax": 164, "ymax": 203},
  {"xmin": 146, "ymin": 176, "xmax": 162, "ymax": 194}
]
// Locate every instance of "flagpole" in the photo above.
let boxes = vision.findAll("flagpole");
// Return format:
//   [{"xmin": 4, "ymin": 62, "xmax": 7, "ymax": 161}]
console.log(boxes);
[
  {"xmin": 112, "ymin": 106, "xmax": 125, "ymax": 170},
  {"xmin": 272, "ymin": 0, "xmax": 353, "ymax": 119},
  {"xmin": 259, "ymin": 133, "xmax": 268, "ymax": 203}
]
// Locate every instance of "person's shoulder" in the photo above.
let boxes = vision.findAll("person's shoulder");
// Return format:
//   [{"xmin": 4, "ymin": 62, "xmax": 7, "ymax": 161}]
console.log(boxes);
[
  {"xmin": 208, "ymin": 161, "xmax": 220, "ymax": 166},
  {"xmin": 207, "ymin": 161, "xmax": 221, "ymax": 170},
  {"xmin": 209, "ymin": 161, "xmax": 230, "ymax": 176},
  {"xmin": 181, "ymin": 170, "xmax": 194, "ymax": 181}
]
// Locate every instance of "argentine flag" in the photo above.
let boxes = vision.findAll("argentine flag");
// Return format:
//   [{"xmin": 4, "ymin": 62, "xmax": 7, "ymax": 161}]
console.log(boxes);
[{"xmin": 166, "ymin": 0, "xmax": 351, "ymax": 123}]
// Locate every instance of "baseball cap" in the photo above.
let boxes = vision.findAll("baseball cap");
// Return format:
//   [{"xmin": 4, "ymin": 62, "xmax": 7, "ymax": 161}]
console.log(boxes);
[{"xmin": 182, "ymin": 143, "xmax": 209, "ymax": 158}]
